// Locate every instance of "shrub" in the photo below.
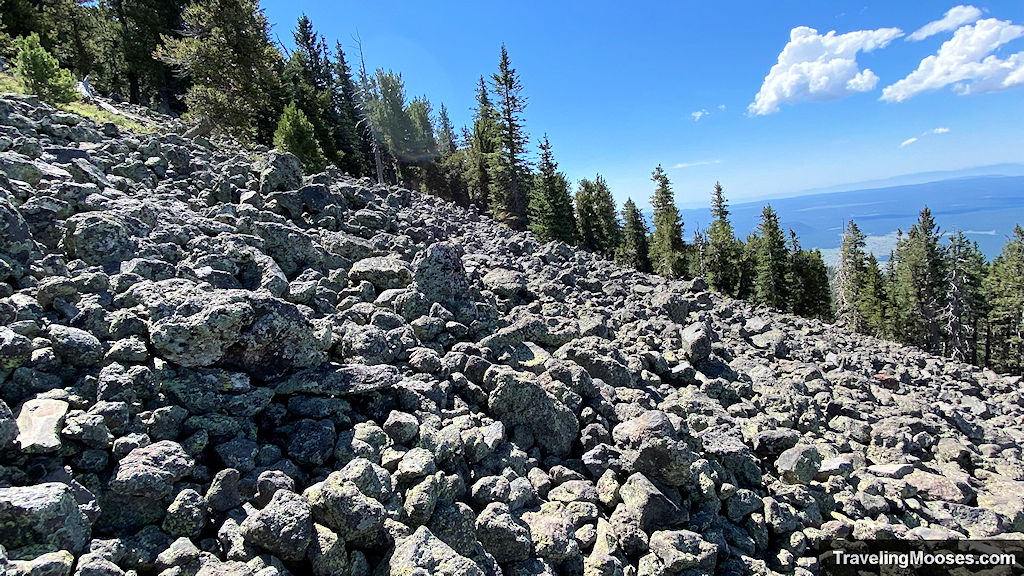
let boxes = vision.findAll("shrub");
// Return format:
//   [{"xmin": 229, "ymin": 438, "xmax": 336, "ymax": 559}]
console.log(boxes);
[
  {"xmin": 15, "ymin": 33, "xmax": 77, "ymax": 104},
  {"xmin": 273, "ymin": 101, "xmax": 327, "ymax": 174}
]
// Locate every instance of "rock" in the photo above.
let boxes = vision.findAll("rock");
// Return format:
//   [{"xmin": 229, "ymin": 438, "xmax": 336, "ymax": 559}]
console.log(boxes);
[
  {"xmin": 475, "ymin": 502, "xmax": 532, "ymax": 563},
  {"xmin": 482, "ymin": 268, "xmax": 527, "ymax": 298},
  {"xmin": 0, "ymin": 197, "xmax": 34, "ymax": 263},
  {"xmin": 388, "ymin": 526, "xmax": 484, "ymax": 576},
  {"xmin": 7, "ymin": 549, "xmax": 75, "ymax": 576},
  {"xmin": 306, "ymin": 523, "xmax": 349, "ymax": 576},
  {"xmin": 383, "ymin": 410, "xmax": 420, "ymax": 445},
  {"xmin": 62, "ymin": 212, "xmax": 137, "ymax": 270},
  {"xmin": 240, "ymin": 490, "xmax": 313, "ymax": 562},
  {"xmin": 612, "ymin": 410, "xmax": 694, "ymax": 486},
  {"xmin": 648, "ymin": 530, "xmax": 717, "ymax": 574},
  {"xmin": 0, "ymin": 399, "xmax": 17, "ymax": 449},
  {"xmin": 109, "ymin": 440, "xmax": 194, "ymax": 498},
  {"xmin": 349, "ymin": 256, "xmax": 413, "ymax": 291},
  {"xmin": 412, "ymin": 242, "xmax": 471, "ymax": 309},
  {"xmin": 48, "ymin": 324, "xmax": 103, "ymax": 366},
  {"xmin": 680, "ymin": 322, "xmax": 711, "ymax": 364},
  {"xmin": 0, "ymin": 482, "xmax": 92, "ymax": 556},
  {"xmin": 16, "ymin": 398, "xmax": 69, "ymax": 454},
  {"xmin": 304, "ymin": 474, "xmax": 386, "ymax": 545},
  {"xmin": 162, "ymin": 488, "xmax": 206, "ymax": 537},
  {"xmin": 619, "ymin": 473, "xmax": 683, "ymax": 532},
  {"xmin": 775, "ymin": 444, "xmax": 821, "ymax": 484},
  {"xmin": 274, "ymin": 363, "xmax": 401, "ymax": 396},
  {"xmin": 487, "ymin": 368, "xmax": 578, "ymax": 457},
  {"xmin": 521, "ymin": 502, "xmax": 580, "ymax": 563},
  {"xmin": 259, "ymin": 150, "xmax": 302, "ymax": 194}
]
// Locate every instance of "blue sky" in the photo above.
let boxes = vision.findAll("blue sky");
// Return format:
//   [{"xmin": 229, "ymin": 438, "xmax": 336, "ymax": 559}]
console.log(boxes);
[{"xmin": 261, "ymin": 1, "xmax": 1024, "ymax": 209}]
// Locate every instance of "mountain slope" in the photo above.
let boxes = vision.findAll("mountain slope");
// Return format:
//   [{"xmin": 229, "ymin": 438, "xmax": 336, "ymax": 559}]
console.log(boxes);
[{"xmin": 1, "ymin": 94, "xmax": 1022, "ymax": 576}]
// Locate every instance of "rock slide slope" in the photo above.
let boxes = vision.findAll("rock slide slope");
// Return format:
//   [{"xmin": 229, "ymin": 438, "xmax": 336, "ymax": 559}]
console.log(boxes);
[{"xmin": 0, "ymin": 93, "xmax": 1022, "ymax": 576}]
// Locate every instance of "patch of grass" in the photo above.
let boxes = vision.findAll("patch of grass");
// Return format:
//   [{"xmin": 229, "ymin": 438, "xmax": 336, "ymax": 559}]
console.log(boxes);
[
  {"xmin": 60, "ymin": 100, "xmax": 156, "ymax": 134},
  {"xmin": 0, "ymin": 69, "xmax": 156, "ymax": 135},
  {"xmin": 0, "ymin": 70, "xmax": 25, "ymax": 93}
]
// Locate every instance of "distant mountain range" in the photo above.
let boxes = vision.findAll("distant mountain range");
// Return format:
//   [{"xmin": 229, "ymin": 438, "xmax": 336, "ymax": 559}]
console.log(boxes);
[{"xmin": 673, "ymin": 165, "xmax": 1024, "ymax": 264}]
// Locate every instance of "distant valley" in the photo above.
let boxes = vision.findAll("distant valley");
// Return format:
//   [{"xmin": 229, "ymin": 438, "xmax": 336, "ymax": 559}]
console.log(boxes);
[{"xmin": 676, "ymin": 170, "xmax": 1024, "ymax": 264}]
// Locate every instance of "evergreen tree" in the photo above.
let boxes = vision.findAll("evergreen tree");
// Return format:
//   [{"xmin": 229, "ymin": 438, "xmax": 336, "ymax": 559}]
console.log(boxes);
[
  {"xmin": 575, "ymin": 175, "xmax": 620, "ymax": 258},
  {"xmin": 364, "ymin": 69, "xmax": 414, "ymax": 183},
  {"xmin": 736, "ymin": 235, "xmax": 759, "ymax": 301},
  {"xmin": 273, "ymin": 101, "xmax": 327, "ymax": 174},
  {"xmin": 103, "ymin": 0, "xmax": 185, "ymax": 108},
  {"xmin": 752, "ymin": 205, "xmax": 789, "ymax": 309},
  {"xmin": 14, "ymin": 32, "xmax": 77, "ymax": 104},
  {"xmin": 983, "ymin": 225, "xmax": 1024, "ymax": 373},
  {"xmin": 157, "ymin": 0, "xmax": 282, "ymax": 142},
  {"xmin": 648, "ymin": 165, "xmax": 687, "ymax": 278},
  {"xmin": 330, "ymin": 41, "xmax": 371, "ymax": 177},
  {"xmin": 892, "ymin": 207, "xmax": 945, "ymax": 352},
  {"xmin": 786, "ymin": 231, "xmax": 834, "ymax": 322},
  {"xmin": 835, "ymin": 220, "xmax": 868, "ymax": 331},
  {"xmin": 706, "ymin": 182, "xmax": 742, "ymax": 296},
  {"xmin": 283, "ymin": 16, "xmax": 339, "ymax": 165},
  {"xmin": 859, "ymin": 254, "xmax": 888, "ymax": 335},
  {"xmin": 528, "ymin": 136, "xmax": 577, "ymax": 244},
  {"xmin": 435, "ymin": 103, "xmax": 457, "ymax": 158},
  {"xmin": 466, "ymin": 76, "xmax": 499, "ymax": 212},
  {"xmin": 617, "ymin": 198, "xmax": 652, "ymax": 273},
  {"xmin": 490, "ymin": 45, "xmax": 530, "ymax": 228},
  {"xmin": 943, "ymin": 230, "xmax": 987, "ymax": 363}
]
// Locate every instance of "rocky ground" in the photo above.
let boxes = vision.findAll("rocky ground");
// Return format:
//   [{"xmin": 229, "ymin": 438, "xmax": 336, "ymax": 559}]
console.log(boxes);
[{"xmin": 1, "ymin": 92, "xmax": 1022, "ymax": 576}]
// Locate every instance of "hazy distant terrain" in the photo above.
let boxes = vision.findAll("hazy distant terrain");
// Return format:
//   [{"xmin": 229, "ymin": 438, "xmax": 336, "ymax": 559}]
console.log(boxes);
[{"xmin": 679, "ymin": 172, "xmax": 1024, "ymax": 264}]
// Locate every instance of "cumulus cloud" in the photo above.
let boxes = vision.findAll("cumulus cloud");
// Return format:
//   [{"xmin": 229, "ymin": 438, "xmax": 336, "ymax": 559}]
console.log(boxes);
[
  {"xmin": 691, "ymin": 109, "xmax": 709, "ymax": 121},
  {"xmin": 749, "ymin": 26, "xmax": 904, "ymax": 115},
  {"xmin": 908, "ymin": 5, "xmax": 983, "ymax": 41},
  {"xmin": 672, "ymin": 159, "xmax": 722, "ymax": 169},
  {"xmin": 882, "ymin": 18, "xmax": 1024, "ymax": 102},
  {"xmin": 900, "ymin": 137, "xmax": 919, "ymax": 147}
]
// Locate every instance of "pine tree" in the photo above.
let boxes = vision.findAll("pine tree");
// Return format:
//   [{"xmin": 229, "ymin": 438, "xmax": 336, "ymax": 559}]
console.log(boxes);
[
  {"xmin": 273, "ymin": 101, "xmax": 327, "ymax": 174},
  {"xmin": 330, "ymin": 42, "xmax": 371, "ymax": 177},
  {"xmin": 648, "ymin": 165, "xmax": 687, "ymax": 278},
  {"xmin": 835, "ymin": 220, "xmax": 868, "ymax": 331},
  {"xmin": 617, "ymin": 198, "xmax": 652, "ymax": 273},
  {"xmin": 892, "ymin": 207, "xmax": 945, "ymax": 352},
  {"xmin": 787, "ymin": 231, "xmax": 834, "ymax": 322},
  {"xmin": 466, "ymin": 76, "xmax": 499, "ymax": 212},
  {"xmin": 528, "ymin": 136, "xmax": 577, "ymax": 244},
  {"xmin": 859, "ymin": 254, "xmax": 887, "ymax": 335},
  {"xmin": 436, "ymin": 103, "xmax": 457, "ymax": 158},
  {"xmin": 156, "ymin": 0, "xmax": 282, "ymax": 142},
  {"xmin": 983, "ymin": 225, "xmax": 1024, "ymax": 373},
  {"xmin": 283, "ymin": 16, "xmax": 339, "ymax": 165},
  {"xmin": 490, "ymin": 45, "xmax": 530, "ymax": 229},
  {"xmin": 14, "ymin": 32, "xmax": 77, "ymax": 104},
  {"xmin": 364, "ymin": 69, "xmax": 415, "ymax": 184},
  {"xmin": 752, "ymin": 205, "xmax": 789, "ymax": 310},
  {"xmin": 706, "ymin": 181, "xmax": 742, "ymax": 296},
  {"xmin": 575, "ymin": 175, "xmax": 619, "ymax": 258},
  {"xmin": 943, "ymin": 230, "xmax": 985, "ymax": 363},
  {"xmin": 736, "ymin": 235, "xmax": 759, "ymax": 301},
  {"xmin": 103, "ymin": 0, "xmax": 185, "ymax": 108}
]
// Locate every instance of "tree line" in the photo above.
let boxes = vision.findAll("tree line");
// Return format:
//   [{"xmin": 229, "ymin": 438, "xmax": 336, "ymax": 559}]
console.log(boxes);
[
  {"xmin": 2, "ymin": 0, "xmax": 1020, "ymax": 373},
  {"xmin": 836, "ymin": 212, "xmax": 1024, "ymax": 374}
]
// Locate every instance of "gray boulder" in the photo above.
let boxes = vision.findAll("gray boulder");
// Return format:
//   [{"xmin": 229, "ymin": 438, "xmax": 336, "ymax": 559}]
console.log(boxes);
[
  {"xmin": 240, "ymin": 490, "xmax": 313, "ymax": 562},
  {"xmin": 109, "ymin": 440, "xmax": 194, "ymax": 498},
  {"xmin": 0, "ymin": 482, "xmax": 92, "ymax": 556}
]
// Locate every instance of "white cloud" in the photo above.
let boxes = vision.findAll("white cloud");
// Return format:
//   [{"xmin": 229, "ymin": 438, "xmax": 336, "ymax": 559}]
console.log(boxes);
[
  {"xmin": 900, "ymin": 137, "xmax": 919, "ymax": 147},
  {"xmin": 749, "ymin": 26, "xmax": 904, "ymax": 115},
  {"xmin": 928, "ymin": 126, "xmax": 951, "ymax": 134},
  {"xmin": 717, "ymin": 104, "xmax": 727, "ymax": 111},
  {"xmin": 672, "ymin": 159, "xmax": 722, "ymax": 169},
  {"xmin": 908, "ymin": 5, "xmax": 983, "ymax": 41},
  {"xmin": 691, "ymin": 109, "xmax": 709, "ymax": 121},
  {"xmin": 899, "ymin": 126, "xmax": 952, "ymax": 147},
  {"xmin": 881, "ymin": 18, "xmax": 1024, "ymax": 102}
]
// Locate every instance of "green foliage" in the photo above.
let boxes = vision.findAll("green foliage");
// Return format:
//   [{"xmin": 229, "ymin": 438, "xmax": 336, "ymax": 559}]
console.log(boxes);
[
  {"xmin": 465, "ymin": 76, "xmax": 500, "ymax": 212},
  {"xmin": 576, "ymin": 175, "xmax": 620, "ymax": 258},
  {"xmin": 891, "ymin": 207, "xmax": 945, "ymax": 352},
  {"xmin": 786, "ymin": 231, "xmax": 833, "ymax": 321},
  {"xmin": 15, "ymin": 33, "xmax": 77, "ymax": 104},
  {"xmin": 436, "ymin": 103, "xmax": 457, "ymax": 158},
  {"xmin": 705, "ymin": 182, "xmax": 742, "ymax": 296},
  {"xmin": 648, "ymin": 165, "xmax": 687, "ymax": 278},
  {"xmin": 489, "ymin": 45, "xmax": 530, "ymax": 229},
  {"xmin": 528, "ymin": 136, "xmax": 576, "ymax": 244},
  {"xmin": 330, "ymin": 42, "xmax": 371, "ymax": 178},
  {"xmin": 616, "ymin": 198, "xmax": 652, "ymax": 273},
  {"xmin": 274, "ymin": 101, "xmax": 327, "ymax": 174},
  {"xmin": 752, "ymin": 205, "xmax": 788, "ymax": 310},
  {"xmin": 983, "ymin": 225, "xmax": 1024, "ymax": 373},
  {"xmin": 284, "ymin": 16, "xmax": 341, "ymax": 166},
  {"xmin": 835, "ymin": 220, "xmax": 868, "ymax": 330},
  {"xmin": 943, "ymin": 230, "xmax": 987, "ymax": 363},
  {"xmin": 157, "ymin": 0, "xmax": 282, "ymax": 143}
]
